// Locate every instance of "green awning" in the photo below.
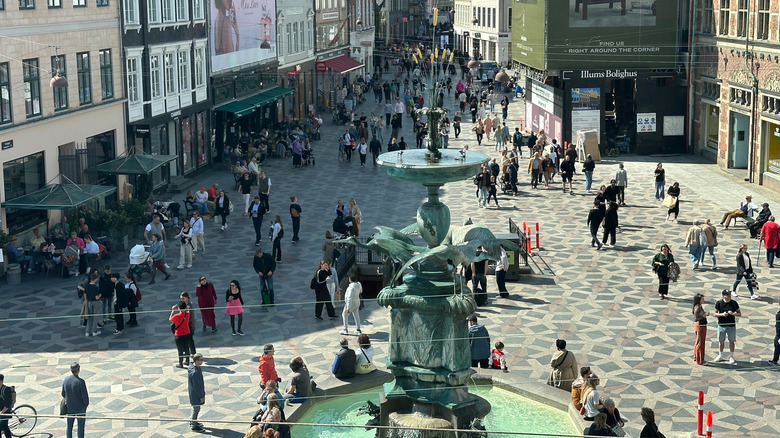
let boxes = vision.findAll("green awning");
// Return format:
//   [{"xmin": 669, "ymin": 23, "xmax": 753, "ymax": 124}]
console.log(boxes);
[
  {"xmin": 2, "ymin": 184, "xmax": 117, "ymax": 210},
  {"xmin": 215, "ymin": 87, "xmax": 294, "ymax": 117},
  {"xmin": 96, "ymin": 153, "xmax": 177, "ymax": 175}
]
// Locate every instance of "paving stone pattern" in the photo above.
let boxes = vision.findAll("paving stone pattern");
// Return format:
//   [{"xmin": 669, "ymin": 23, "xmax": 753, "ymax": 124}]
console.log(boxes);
[{"xmin": 1, "ymin": 76, "xmax": 779, "ymax": 437}]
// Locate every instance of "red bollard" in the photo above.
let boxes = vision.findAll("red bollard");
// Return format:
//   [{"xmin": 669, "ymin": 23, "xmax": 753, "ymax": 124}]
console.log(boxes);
[
  {"xmin": 535, "ymin": 223, "xmax": 540, "ymax": 249},
  {"xmin": 522, "ymin": 221, "xmax": 527, "ymax": 233},
  {"xmin": 705, "ymin": 411, "xmax": 713, "ymax": 438},
  {"xmin": 526, "ymin": 227, "xmax": 532, "ymax": 254},
  {"xmin": 696, "ymin": 391, "xmax": 704, "ymax": 436}
]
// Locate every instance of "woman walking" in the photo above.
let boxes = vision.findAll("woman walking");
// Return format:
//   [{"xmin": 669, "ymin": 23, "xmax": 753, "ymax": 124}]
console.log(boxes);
[
  {"xmin": 583, "ymin": 154, "xmax": 595, "ymax": 193},
  {"xmin": 602, "ymin": 202, "xmax": 619, "ymax": 247},
  {"xmin": 692, "ymin": 293, "xmax": 709, "ymax": 365},
  {"xmin": 666, "ymin": 182, "xmax": 680, "ymax": 222},
  {"xmin": 289, "ymin": 197, "xmax": 302, "ymax": 243},
  {"xmin": 473, "ymin": 120, "xmax": 484, "ymax": 145},
  {"xmin": 733, "ymin": 244, "xmax": 758, "ymax": 299},
  {"xmin": 271, "ymin": 215, "xmax": 283, "ymax": 263},
  {"xmin": 652, "ymin": 244, "xmax": 675, "ymax": 299},
  {"xmin": 348, "ymin": 198, "xmax": 363, "ymax": 236},
  {"xmin": 225, "ymin": 280, "xmax": 245, "ymax": 336},
  {"xmin": 169, "ymin": 300, "xmax": 191, "ymax": 368},
  {"xmin": 654, "ymin": 163, "xmax": 665, "ymax": 201},
  {"xmin": 312, "ymin": 261, "xmax": 337, "ymax": 320},
  {"xmin": 175, "ymin": 220, "xmax": 193, "ymax": 270},
  {"xmin": 196, "ymin": 276, "xmax": 218, "ymax": 332},
  {"xmin": 148, "ymin": 234, "xmax": 171, "ymax": 285},
  {"xmin": 483, "ymin": 114, "xmax": 493, "ymax": 141},
  {"xmin": 357, "ymin": 137, "xmax": 368, "ymax": 167},
  {"xmin": 487, "ymin": 175, "xmax": 500, "ymax": 208},
  {"xmin": 214, "ymin": 190, "xmax": 231, "ymax": 231}
]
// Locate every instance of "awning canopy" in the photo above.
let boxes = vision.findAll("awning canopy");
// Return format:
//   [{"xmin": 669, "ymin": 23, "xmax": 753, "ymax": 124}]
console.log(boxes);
[
  {"xmin": 96, "ymin": 153, "xmax": 177, "ymax": 175},
  {"xmin": 324, "ymin": 56, "xmax": 365, "ymax": 74},
  {"xmin": 2, "ymin": 184, "xmax": 117, "ymax": 210},
  {"xmin": 215, "ymin": 87, "xmax": 294, "ymax": 116}
]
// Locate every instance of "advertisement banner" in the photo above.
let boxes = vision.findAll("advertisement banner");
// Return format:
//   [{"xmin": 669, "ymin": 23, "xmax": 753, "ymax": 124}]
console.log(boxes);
[
  {"xmin": 571, "ymin": 87, "xmax": 601, "ymax": 143},
  {"xmin": 525, "ymin": 100, "xmax": 562, "ymax": 145},
  {"xmin": 511, "ymin": 0, "xmax": 546, "ymax": 71},
  {"xmin": 547, "ymin": 0, "xmax": 678, "ymax": 69},
  {"xmin": 211, "ymin": 0, "xmax": 277, "ymax": 73}
]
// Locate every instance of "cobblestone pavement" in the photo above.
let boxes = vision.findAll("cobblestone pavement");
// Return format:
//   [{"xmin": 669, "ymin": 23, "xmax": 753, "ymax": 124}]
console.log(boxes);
[{"xmin": 2, "ymin": 75, "xmax": 780, "ymax": 438}]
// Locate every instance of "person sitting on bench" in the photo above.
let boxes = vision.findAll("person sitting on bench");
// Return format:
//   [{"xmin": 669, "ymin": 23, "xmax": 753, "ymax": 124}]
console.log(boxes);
[
  {"xmin": 720, "ymin": 195, "xmax": 759, "ymax": 229},
  {"xmin": 749, "ymin": 203, "xmax": 772, "ymax": 238}
]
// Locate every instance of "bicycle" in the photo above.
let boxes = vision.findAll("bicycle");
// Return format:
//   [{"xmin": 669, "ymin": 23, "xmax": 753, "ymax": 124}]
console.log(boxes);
[
  {"xmin": 606, "ymin": 146, "xmax": 619, "ymax": 157},
  {"xmin": 9, "ymin": 404, "xmax": 37, "ymax": 437}
]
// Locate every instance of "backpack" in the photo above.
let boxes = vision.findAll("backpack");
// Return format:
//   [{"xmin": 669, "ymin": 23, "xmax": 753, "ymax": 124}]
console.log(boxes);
[
  {"xmin": 699, "ymin": 228, "xmax": 708, "ymax": 247},
  {"xmin": 473, "ymin": 175, "xmax": 480, "ymax": 185},
  {"xmin": 134, "ymin": 283, "xmax": 142, "ymax": 302},
  {"xmin": 278, "ymin": 227, "xmax": 284, "ymax": 239},
  {"xmin": 1, "ymin": 385, "xmax": 16, "ymax": 409}
]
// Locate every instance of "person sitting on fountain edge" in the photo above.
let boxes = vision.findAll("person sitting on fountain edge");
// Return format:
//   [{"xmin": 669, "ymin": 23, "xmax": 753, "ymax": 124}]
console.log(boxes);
[
  {"xmin": 331, "ymin": 337, "xmax": 356, "ymax": 379},
  {"xmin": 468, "ymin": 315, "xmax": 491, "ymax": 368}
]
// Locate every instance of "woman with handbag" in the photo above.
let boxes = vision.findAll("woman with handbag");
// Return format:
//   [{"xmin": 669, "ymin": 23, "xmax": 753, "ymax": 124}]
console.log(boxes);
[
  {"xmin": 214, "ymin": 190, "xmax": 231, "ymax": 231},
  {"xmin": 652, "ymin": 244, "xmax": 675, "ymax": 300},
  {"xmin": 733, "ymin": 244, "xmax": 758, "ymax": 299},
  {"xmin": 175, "ymin": 221, "xmax": 193, "ymax": 270},
  {"xmin": 665, "ymin": 182, "xmax": 680, "ymax": 222},
  {"xmin": 355, "ymin": 333, "xmax": 376, "ymax": 374},
  {"xmin": 225, "ymin": 280, "xmax": 245, "ymax": 336}
]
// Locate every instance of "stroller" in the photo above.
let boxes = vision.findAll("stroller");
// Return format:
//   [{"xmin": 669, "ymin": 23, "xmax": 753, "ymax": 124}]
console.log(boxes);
[
  {"xmin": 499, "ymin": 174, "xmax": 513, "ymax": 194},
  {"xmin": 302, "ymin": 147, "xmax": 315, "ymax": 166},
  {"xmin": 128, "ymin": 244, "xmax": 153, "ymax": 280},
  {"xmin": 332, "ymin": 215, "xmax": 354, "ymax": 238}
]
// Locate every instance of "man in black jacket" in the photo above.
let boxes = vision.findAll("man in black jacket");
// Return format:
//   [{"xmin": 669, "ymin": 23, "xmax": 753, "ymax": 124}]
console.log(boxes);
[
  {"xmin": 369, "ymin": 136, "xmax": 382, "ymax": 166},
  {"xmin": 253, "ymin": 248, "xmax": 276, "ymax": 304},
  {"xmin": 749, "ymin": 203, "xmax": 772, "ymax": 238},
  {"xmin": 111, "ymin": 273, "xmax": 128, "ymax": 335},
  {"xmin": 587, "ymin": 201, "xmax": 605, "ymax": 250},
  {"xmin": 188, "ymin": 353, "xmax": 206, "ymax": 432},
  {"xmin": 768, "ymin": 301, "xmax": 780, "ymax": 366},
  {"xmin": 98, "ymin": 266, "xmax": 114, "ymax": 325},
  {"xmin": 331, "ymin": 338, "xmax": 356, "ymax": 379},
  {"xmin": 602, "ymin": 202, "xmax": 620, "ymax": 248}
]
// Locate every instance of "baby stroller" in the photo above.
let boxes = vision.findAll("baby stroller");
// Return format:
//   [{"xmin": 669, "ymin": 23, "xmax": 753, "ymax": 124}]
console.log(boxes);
[
  {"xmin": 302, "ymin": 148, "xmax": 315, "ymax": 166},
  {"xmin": 499, "ymin": 174, "xmax": 513, "ymax": 194},
  {"xmin": 332, "ymin": 216, "xmax": 354, "ymax": 238},
  {"xmin": 128, "ymin": 244, "xmax": 153, "ymax": 280}
]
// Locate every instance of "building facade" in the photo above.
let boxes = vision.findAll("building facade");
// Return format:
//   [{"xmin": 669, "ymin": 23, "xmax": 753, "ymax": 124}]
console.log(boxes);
[
  {"xmin": 0, "ymin": 0, "xmax": 126, "ymax": 234},
  {"xmin": 120, "ymin": 0, "xmax": 210, "ymax": 188},
  {"xmin": 454, "ymin": 0, "xmax": 511, "ymax": 65},
  {"xmin": 691, "ymin": 0, "xmax": 780, "ymax": 192},
  {"xmin": 314, "ymin": 0, "xmax": 364, "ymax": 110},
  {"xmin": 277, "ymin": 0, "xmax": 317, "ymax": 120}
]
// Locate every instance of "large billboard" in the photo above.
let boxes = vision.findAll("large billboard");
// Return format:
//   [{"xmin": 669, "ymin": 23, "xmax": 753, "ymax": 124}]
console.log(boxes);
[
  {"xmin": 548, "ymin": 0, "xmax": 679, "ymax": 69},
  {"xmin": 210, "ymin": 0, "xmax": 277, "ymax": 73},
  {"xmin": 511, "ymin": 0, "xmax": 546, "ymax": 71}
]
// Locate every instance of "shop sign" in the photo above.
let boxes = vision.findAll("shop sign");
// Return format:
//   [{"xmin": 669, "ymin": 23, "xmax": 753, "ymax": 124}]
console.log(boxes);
[
  {"xmin": 1, "ymin": 140, "xmax": 13, "ymax": 150},
  {"xmin": 360, "ymin": 41, "xmax": 373, "ymax": 47},
  {"xmin": 316, "ymin": 61, "xmax": 327, "ymax": 72},
  {"xmin": 474, "ymin": 33, "xmax": 481, "ymax": 38},
  {"xmin": 563, "ymin": 69, "xmax": 639, "ymax": 80},
  {"xmin": 637, "ymin": 112, "xmax": 657, "ymax": 132},
  {"xmin": 170, "ymin": 110, "xmax": 181, "ymax": 118},
  {"xmin": 321, "ymin": 11, "xmax": 339, "ymax": 21}
]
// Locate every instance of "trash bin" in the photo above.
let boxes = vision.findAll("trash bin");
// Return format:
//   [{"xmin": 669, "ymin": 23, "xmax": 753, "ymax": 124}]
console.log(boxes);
[
  {"xmin": 6, "ymin": 263, "xmax": 21, "ymax": 285},
  {"xmin": 493, "ymin": 233, "xmax": 522, "ymax": 281}
]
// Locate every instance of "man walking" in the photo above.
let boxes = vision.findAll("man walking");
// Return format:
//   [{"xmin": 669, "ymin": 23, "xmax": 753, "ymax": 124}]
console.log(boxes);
[
  {"xmin": 188, "ymin": 353, "xmax": 206, "ymax": 433},
  {"xmin": 684, "ymin": 220, "xmax": 703, "ymax": 269},
  {"xmin": 369, "ymin": 136, "xmax": 382, "ymax": 166},
  {"xmin": 61, "ymin": 362, "xmax": 89, "ymax": 438},
  {"xmin": 253, "ymin": 248, "xmax": 276, "ymax": 305},
  {"xmin": 84, "ymin": 272, "xmax": 102, "ymax": 337},
  {"xmin": 713, "ymin": 289, "xmax": 741, "ymax": 365},
  {"xmin": 144, "ymin": 214, "xmax": 167, "ymax": 244},
  {"xmin": 614, "ymin": 163, "xmax": 628, "ymax": 206},
  {"xmin": 190, "ymin": 211, "xmax": 205, "ymax": 255},
  {"xmin": 249, "ymin": 196, "xmax": 265, "ymax": 246},
  {"xmin": 289, "ymin": 197, "xmax": 302, "ymax": 243},
  {"xmin": 258, "ymin": 171, "xmax": 272, "ymax": 213},
  {"xmin": 468, "ymin": 315, "xmax": 491, "ymax": 368}
]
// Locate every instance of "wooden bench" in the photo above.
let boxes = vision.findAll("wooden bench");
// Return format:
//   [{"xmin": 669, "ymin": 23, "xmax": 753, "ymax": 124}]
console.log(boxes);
[{"xmin": 575, "ymin": 0, "xmax": 626, "ymax": 20}]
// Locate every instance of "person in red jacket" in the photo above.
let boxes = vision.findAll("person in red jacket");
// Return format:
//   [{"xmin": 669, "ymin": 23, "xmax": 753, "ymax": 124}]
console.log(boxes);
[{"xmin": 258, "ymin": 344, "xmax": 280, "ymax": 388}]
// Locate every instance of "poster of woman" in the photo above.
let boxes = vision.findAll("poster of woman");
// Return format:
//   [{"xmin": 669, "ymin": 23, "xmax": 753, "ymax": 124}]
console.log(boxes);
[{"xmin": 211, "ymin": 0, "xmax": 277, "ymax": 73}]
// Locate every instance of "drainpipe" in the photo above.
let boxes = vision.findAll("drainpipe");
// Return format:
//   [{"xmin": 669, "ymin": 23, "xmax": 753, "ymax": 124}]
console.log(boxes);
[
  {"xmin": 686, "ymin": 0, "xmax": 696, "ymax": 155},
  {"xmin": 745, "ymin": 0, "xmax": 758, "ymax": 184}
]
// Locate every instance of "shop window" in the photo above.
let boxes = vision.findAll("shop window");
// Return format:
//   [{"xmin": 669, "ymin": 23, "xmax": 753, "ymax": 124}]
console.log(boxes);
[
  {"xmin": 51, "ymin": 55, "xmax": 68, "ymax": 110},
  {"xmin": 736, "ymin": 0, "xmax": 747, "ymax": 37},
  {"xmin": 718, "ymin": 0, "xmax": 729, "ymax": 36},
  {"xmin": 182, "ymin": 116, "xmax": 193, "ymax": 173},
  {"xmin": 3, "ymin": 152, "xmax": 47, "ymax": 234},
  {"xmin": 73, "ymin": 0, "xmax": 85, "ymax": 7},
  {"xmin": 22, "ymin": 58, "xmax": 41, "ymax": 117},
  {"xmin": 0, "ymin": 62, "xmax": 12, "ymax": 124},
  {"xmin": 18, "ymin": 0, "xmax": 34, "ymax": 9},
  {"xmin": 756, "ymin": 0, "xmax": 769, "ymax": 40},
  {"xmin": 48, "ymin": 0, "xmax": 60, "ymax": 7},
  {"xmin": 700, "ymin": 1, "xmax": 714, "ymax": 34},
  {"xmin": 196, "ymin": 112, "xmax": 206, "ymax": 167},
  {"xmin": 76, "ymin": 52, "xmax": 91, "ymax": 105},
  {"xmin": 766, "ymin": 124, "xmax": 780, "ymax": 174}
]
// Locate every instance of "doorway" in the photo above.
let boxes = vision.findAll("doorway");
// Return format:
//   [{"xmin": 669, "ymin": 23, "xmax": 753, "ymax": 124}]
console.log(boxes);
[
  {"xmin": 729, "ymin": 112, "xmax": 750, "ymax": 169},
  {"xmin": 604, "ymin": 79, "xmax": 637, "ymax": 144}
]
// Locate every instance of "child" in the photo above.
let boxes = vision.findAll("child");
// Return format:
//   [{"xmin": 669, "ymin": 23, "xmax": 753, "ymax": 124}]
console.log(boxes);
[
  {"xmin": 258, "ymin": 344, "xmax": 280, "ymax": 389},
  {"xmin": 490, "ymin": 341, "xmax": 508, "ymax": 373}
]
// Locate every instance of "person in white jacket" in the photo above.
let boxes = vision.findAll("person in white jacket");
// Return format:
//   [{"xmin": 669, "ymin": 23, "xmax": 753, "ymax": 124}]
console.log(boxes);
[{"xmin": 340, "ymin": 275, "xmax": 362, "ymax": 335}]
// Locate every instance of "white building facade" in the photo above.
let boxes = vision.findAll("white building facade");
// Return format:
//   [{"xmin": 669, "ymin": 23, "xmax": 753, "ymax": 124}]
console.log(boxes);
[{"xmin": 453, "ymin": 0, "xmax": 511, "ymax": 66}]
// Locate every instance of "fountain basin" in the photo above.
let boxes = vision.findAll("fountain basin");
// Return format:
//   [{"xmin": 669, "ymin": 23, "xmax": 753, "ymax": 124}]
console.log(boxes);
[
  {"xmin": 290, "ymin": 378, "xmax": 580, "ymax": 437},
  {"xmin": 376, "ymin": 149, "xmax": 488, "ymax": 185}
]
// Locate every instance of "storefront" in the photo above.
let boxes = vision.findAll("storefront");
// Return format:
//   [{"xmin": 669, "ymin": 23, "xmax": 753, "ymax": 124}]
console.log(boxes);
[
  {"xmin": 280, "ymin": 60, "xmax": 316, "ymax": 121},
  {"xmin": 316, "ymin": 55, "xmax": 365, "ymax": 109}
]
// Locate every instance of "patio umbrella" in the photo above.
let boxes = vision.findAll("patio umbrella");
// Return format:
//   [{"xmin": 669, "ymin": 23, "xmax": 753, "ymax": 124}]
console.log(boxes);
[
  {"xmin": 2, "ymin": 183, "xmax": 117, "ymax": 210},
  {"xmin": 96, "ymin": 152, "xmax": 176, "ymax": 175}
]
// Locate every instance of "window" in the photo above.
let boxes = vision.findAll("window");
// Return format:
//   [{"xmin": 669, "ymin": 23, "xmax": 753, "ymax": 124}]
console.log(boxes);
[
  {"xmin": 194, "ymin": 46, "xmax": 205, "ymax": 88},
  {"xmin": 736, "ymin": 0, "xmax": 747, "ymax": 37},
  {"xmin": 164, "ymin": 52, "xmax": 176, "ymax": 95},
  {"xmin": 293, "ymin": 22, "xmax": 299, "ymax": 53},
  {"xmin": 150, "ymin": 54, "xmax": 162, "ymax": 98},
  {"xmin": 0, "ymin": 63, "xmax": 11, "ymax": 124},
  {"xmin": 99, "ymin": 49, "xmax": 113, "ymax": 99},
  {"xmin": 3, "ymin": 152, "xmax": 47, "ymax": 234},
  {"xmin": 174, "ymin": 0, "xmax": 187, "ymax": 21},
  {"xmin": 48, "ymin": 0, "xmax": 61, "ymax": 8},
  {"xmin": 162, "ymin": 0, "xmax": 173, "ymax": 22},
  {"xmin": 18, "ymin": 0, "xmax": 34, "ymax": 9},
  {"xmin": 148, "ymin": 0, "xmax": 160, "ymax": 23},
  {"xmin": 299, "ymin": 21, "xmax": 304, "ymax": 52},
  {"xmin": 757, "ymin": 0, "xmax": 770, "ymax": 40},
  {"xmin": 22, "ymin": 58, "xmax": 41, "ymax": 117},
  {"xmin": 286, "ymin": 23, "xmax": 292, "ymax": 55},
  {"xmin": 73, "ymin": 0, "xmax": 85, "ymax": 6},
  {"xmin": 123, "ymin": 0, "xmax": 138, "ymax": 25},
  {"xmin": 126, "ymin": 56, "xmax": 140, "ymax": 103},
  {"xmin": 51, "ymin": 55, "xmax": 68, "ymax": 110},
  {"xmin": 97, "ymin": 0, "xmax": 107, "ymax": 5},
  {"xmin": 718, "ymin": 0, "xmax": 730, "ymax": 35},
  {"xmin": 178, "ymin": 50, "xmax": 190, "ymax": 91},
  {"xmin": 0, "ymin": 0, "xmax": 4, "ymax": 10},
  {"xmin": 76, "ymin": 52, "xmax": 91, "ymax": 105},
  {"xmin": 307, "ymin": 20, "xmax": 312, "ymax": 50},
  {"xmin": 700, "ymin": 1, "xmax": 713, "ymax": 33},
  {"xmin": 508, "ymin": 8, "xmax": 512, "ymax": 29},
  {"xmin": 193, "ymin": 0, "xmax": 203, "ymax": 19}
]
